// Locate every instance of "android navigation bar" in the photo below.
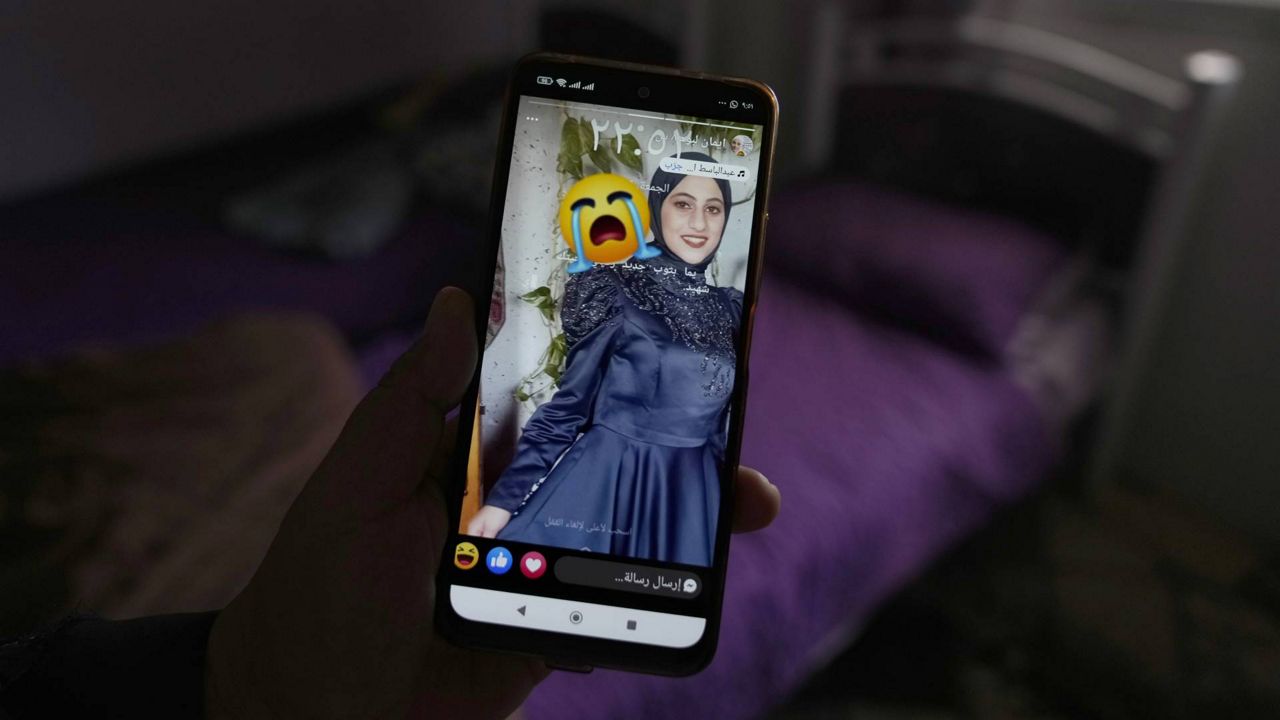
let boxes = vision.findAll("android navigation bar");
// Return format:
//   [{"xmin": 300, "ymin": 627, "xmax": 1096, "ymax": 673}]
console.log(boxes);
[{"xmin": 451, "ymin": 586, "xmax": 706, "ymax": 648}]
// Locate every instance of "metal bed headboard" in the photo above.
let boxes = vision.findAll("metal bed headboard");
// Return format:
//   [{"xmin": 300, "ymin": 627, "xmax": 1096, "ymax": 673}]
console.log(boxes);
[
  {"xmin": 800, "ymin": 4, "xmax": 1241, "ymax": 492},
  {"xmin": 803, "ymin": 13, "xmax": 1193, "ymax": 167}
]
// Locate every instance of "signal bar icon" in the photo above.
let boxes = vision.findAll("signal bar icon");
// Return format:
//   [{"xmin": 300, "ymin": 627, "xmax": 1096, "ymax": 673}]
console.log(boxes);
[
  {"xmin": 568, "ymin": 80, "xmax": 581, "ymax": 89},
  {"xmin": 583, "ymin": 82, "xmax": 595, "ymax": 91}
]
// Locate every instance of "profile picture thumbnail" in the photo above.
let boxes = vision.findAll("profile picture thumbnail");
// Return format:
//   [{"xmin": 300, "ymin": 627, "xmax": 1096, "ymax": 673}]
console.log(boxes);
[{"xmin": 729, "ymin": 134, "xmax": 754, "ymax": 157}]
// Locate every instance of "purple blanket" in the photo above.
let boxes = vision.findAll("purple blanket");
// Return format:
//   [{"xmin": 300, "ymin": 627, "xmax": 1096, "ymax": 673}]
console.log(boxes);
[{"xmin": 522, "ymin": 276, "xmax": 1054, "ymax": 719}]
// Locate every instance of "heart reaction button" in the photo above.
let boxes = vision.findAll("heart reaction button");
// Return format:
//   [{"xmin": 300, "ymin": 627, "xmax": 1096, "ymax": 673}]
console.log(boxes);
[{"xmin": 520, "ymin": 551, "xmax": 547, "ymax": 579}]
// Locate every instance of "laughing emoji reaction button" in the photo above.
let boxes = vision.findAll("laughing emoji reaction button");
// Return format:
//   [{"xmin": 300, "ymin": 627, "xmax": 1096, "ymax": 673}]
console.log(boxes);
[
  {"xmin": 454, "ymin": 541, "xmax": 479, "ymax": 570},
  {"xmin": 558, "ymin": 173, "xmax": 661, "ymax": 273}
]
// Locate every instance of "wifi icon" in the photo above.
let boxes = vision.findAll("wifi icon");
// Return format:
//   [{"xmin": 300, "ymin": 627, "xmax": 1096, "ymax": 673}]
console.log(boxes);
[{"xmin": 555, "ymin": 78, "xmax": 567, "ymax": 87}]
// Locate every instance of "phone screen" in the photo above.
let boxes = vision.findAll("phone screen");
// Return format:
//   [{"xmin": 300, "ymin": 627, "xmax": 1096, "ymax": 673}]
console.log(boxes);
[{"xmin": 442, "ymin": 66, "xmax": 770, "ymax": 661}]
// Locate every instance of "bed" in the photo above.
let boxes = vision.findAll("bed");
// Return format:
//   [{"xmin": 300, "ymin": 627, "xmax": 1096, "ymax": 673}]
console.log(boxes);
[
  {"xmin": 519, "ymin": 12, "xmax": 1237, "ymax": 720},
  {"xmin": 0, "ymin": 11, "xmax": 1237, "ymax": 720},
  {"xmin": 518, "ymin": 183, "xmax": 1065, "ymax": 717}
]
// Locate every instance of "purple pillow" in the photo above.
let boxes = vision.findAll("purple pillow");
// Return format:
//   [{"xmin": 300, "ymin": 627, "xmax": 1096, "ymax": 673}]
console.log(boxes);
[{"xmin": 766, "ymin": 180, "xmax": 1066, "ymax": 360}]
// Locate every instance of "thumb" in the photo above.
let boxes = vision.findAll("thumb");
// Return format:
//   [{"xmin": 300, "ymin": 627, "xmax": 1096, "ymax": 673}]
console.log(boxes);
[
  {"xmin": 306, "ymin": 287, "xmax": 478, "ymax": 521},
  {"xmin": 380, "ymin": 286, "xmax": 478, "ymax": 407}
]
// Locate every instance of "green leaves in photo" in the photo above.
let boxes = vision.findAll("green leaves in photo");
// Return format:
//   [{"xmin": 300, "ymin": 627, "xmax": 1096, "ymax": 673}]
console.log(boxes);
[
  {"xmin": 519, "ymin": 285, "xmax": 557, "ymax": 325},
  {"xmin": 528, "ymin": 113, "xmax": 645, "ymax": 406},
  {"xmin": 587, "ymin": 143, "xmax": 613, "ymax": 174},
  {"xmin": 543, "ymin": 333, "xmax": 567, "ymax": 384},
  {"xmin": 557, "ymin": 118, "xmax": 584, "ymax": 180},
  {"xmin": 614, "ymin": 133, "xmax": 643, "ymax": 173},
  {"xmin": 515, "ymin": 287, "xmax": 569, "ymax": 399},
  {"xmin": 558, "ymin": 116, "xmax": 645, "ymax": 178}
]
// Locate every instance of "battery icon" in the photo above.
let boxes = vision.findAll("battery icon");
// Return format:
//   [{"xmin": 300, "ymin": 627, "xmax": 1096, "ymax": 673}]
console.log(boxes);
[{"xmin": 536, "ymin": 76, "xmax": 553, "ymax": 85}]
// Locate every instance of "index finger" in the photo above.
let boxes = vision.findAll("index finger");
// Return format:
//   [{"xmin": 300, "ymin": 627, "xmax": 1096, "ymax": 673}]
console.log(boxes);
[{"xmin": 731, "ymin": 465, "xmax": 780, "ymax": 533}]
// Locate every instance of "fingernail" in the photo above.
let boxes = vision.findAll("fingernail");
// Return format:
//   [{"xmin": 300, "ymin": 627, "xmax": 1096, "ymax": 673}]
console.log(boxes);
[
  {"xmin": 434, "ymin": 286, "xmax": 460, "ymax": 311},
  {"xmin": 427, "ymin": 287, "xmax": 466, "ymax": 328}
]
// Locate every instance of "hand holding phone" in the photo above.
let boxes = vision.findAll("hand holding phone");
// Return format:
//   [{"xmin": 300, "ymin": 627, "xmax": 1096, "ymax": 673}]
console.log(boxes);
[{"xmin": 206, "ymin": 286, "xmax": 779, "ymax": 718}]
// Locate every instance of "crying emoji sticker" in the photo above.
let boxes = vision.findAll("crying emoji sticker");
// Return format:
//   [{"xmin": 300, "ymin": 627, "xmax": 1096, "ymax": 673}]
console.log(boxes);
[{"xmin": 558, "ymin": 173, "xmax": 661, "ymax": 273}]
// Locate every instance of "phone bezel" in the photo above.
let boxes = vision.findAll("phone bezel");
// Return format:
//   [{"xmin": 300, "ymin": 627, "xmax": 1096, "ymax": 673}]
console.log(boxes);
[{"xmin": 434, "ymin": 52, "xmax": 778, "ymax": 676}]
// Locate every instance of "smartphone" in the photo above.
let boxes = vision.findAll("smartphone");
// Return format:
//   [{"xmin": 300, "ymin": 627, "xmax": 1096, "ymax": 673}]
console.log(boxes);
[{"xmin": 435, "ymin": 53, "xmax": 777, "ymax": 675}]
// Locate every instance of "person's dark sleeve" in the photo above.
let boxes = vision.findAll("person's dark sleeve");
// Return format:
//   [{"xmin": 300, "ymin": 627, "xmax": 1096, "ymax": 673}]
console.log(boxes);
[
  {"xmin": 483, "ymin": 270, "xmax": 624, "ymax": 513},
  {"xmin": 484, "ymin": 312, "xmax": 622, "ymax": 512},
  {"xmin": 0, "ymin": 612, "xmax": 217, "ymax": 720},
  {"xmin": 708, "ymin": 286, "xmax": 745, "ymax": 464}
]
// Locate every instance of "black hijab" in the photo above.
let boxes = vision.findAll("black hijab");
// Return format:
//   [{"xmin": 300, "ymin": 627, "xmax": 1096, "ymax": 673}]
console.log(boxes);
[{"xmin": 646, "ymin": 152, "xmax": 732, "ymax": 270}]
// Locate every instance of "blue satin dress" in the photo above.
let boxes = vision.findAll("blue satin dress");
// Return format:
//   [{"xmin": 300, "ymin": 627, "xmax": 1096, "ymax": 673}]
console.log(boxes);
[{"xmin": 487, "ymin": 255, "xmax": 742, "ymax": 566}]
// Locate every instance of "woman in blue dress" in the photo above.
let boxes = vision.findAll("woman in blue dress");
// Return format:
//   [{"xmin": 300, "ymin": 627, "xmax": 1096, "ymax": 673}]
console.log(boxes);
[{"xmin": 466, "ymin": 152, "xmax": 742, "ymax": 567}]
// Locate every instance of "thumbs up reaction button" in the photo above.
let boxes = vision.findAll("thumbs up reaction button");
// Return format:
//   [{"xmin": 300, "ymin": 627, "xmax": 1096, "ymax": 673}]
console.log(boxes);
[{"xmin": 486, "ymin": 546, "xmax": 513, "ymax": 575}]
